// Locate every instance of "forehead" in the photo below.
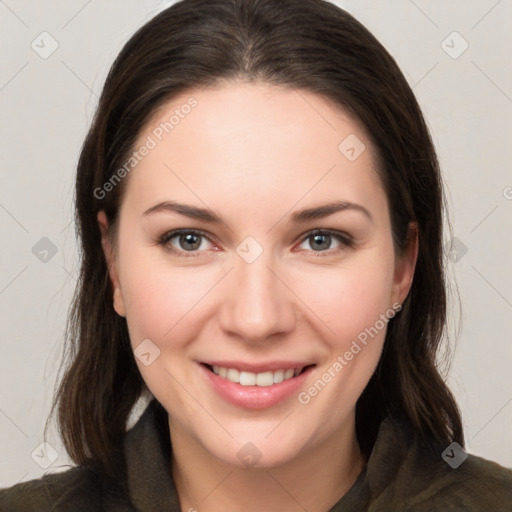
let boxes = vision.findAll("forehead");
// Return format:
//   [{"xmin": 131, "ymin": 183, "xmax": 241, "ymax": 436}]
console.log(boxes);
[{"xmin": 122, "ymin": 81, "xmax": 387, "ymax": 221}]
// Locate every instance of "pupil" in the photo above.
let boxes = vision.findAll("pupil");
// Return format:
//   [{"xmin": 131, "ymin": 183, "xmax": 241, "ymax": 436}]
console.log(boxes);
[
  {"xmin": 312, "ymin": 234, "xmax": 330, "ymax": 251},
  {"xmin": 180, "ymin": 233, "xmax": 201, "ymax": 251}
]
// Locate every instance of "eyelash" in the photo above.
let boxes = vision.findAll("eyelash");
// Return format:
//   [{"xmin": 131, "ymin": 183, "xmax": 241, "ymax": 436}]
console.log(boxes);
[{"xmin": 155, "ymin": 228, "xmax": 355, "ymax": 258}]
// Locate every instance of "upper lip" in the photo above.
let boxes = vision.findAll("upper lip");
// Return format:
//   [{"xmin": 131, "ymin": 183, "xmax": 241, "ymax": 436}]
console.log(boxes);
[{"xmin": 200, "ymin": 360, "xmax": 315, "ymax": 373}]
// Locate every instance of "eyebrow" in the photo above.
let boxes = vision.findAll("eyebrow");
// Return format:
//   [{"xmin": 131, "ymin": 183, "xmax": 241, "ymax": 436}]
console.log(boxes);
[
  {"xmin": 143, "ymin": 199, "xmax": 373, "ymax": 224},
  {"xmin": 289, "ymin": 200, "xmax": 373, "ymax": 224}
]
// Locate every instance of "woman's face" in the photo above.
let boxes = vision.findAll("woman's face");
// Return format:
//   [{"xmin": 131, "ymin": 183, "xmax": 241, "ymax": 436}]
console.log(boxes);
[{"xmin": 98, "ymin": 81, "xmax": 416, "ymax": 468}]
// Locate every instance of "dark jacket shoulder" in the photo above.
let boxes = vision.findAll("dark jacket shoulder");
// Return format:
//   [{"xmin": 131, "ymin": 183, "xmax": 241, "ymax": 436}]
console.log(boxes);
[
  {"xmin": 363, "ymin": 418, "xmax": 512, "ymax": 511},
  {"xmin": 0, "ymin": 399, "xmax": 174, "ymax": 512},
  {"xmin": 0, "ymin": 464, "xmax": 103, "ymax": 512},
  {"xmin": 419, "ymin": 452, "xmax": 512, "ymax": 511}
]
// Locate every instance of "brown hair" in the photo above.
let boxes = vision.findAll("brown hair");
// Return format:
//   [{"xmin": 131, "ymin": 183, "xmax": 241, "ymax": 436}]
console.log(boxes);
[{"xmin": 47, "ymin": 0, "xmax": 463, "ymax": 477}]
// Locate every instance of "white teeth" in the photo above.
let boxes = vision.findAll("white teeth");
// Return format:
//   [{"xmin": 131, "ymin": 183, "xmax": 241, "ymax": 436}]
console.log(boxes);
[
  {"xmin": 226, "ymin": 368, "xmax": 240, "ymax": 383},
  {"xmin": 210, "ymin": 365, "xmax": 304, "ymax": 386},
  {"xmin": 239, "ymin": 371, "xmax": 256, "ymax": 386},
  {"xmin": 284, "ymin": 369, "xmax": 295, "ymax": 380},
  {"xmin": 255, "ymin": 371, "xmax": 273, "ymax": 387},
  {"xmin": 273, "ymin": 369, "xmax": 284, "ymax": 383}
]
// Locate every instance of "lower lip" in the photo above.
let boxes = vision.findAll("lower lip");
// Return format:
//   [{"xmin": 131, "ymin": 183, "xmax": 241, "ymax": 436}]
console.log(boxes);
[{"xmin": 199, "ymin": 363, "xmax": 315, "ymax": 410}]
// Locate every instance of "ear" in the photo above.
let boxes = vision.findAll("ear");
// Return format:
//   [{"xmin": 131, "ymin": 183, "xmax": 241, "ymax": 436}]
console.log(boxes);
[
  {"xmin": 97, "ymin": 210, "xmax": 126, "ymax": 317},
  {"xmin": 391, "ymin": 221, "xmax": 418, "ymax": 307}
]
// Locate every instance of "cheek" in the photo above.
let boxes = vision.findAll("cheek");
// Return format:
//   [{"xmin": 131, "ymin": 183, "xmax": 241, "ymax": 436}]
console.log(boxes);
[
  {"xmin": 120, "ymin": 249, "xmax": 219, "ymax": 348},
  {"xmin": 293, "ymin": 259, "xmax": 396, "ymax": 423},
  {"xmin": 295, "ymin": 255, "xmax": 395, "ymax": 346},
  {"xmin": 119, "ymin": 258, "xmax": 218, "ymax": 408}
]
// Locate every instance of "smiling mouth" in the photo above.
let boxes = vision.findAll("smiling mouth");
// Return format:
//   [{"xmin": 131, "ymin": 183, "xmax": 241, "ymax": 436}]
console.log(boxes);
[{"xmin": 202, "ymin": 363, "xmax": 315, "ymax": 387}]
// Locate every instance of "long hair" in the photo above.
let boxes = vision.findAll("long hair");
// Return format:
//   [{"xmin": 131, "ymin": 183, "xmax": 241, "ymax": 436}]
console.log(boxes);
[{"xmin": 46, "ymin": 0, "xmax": 463, "ymax": 477}]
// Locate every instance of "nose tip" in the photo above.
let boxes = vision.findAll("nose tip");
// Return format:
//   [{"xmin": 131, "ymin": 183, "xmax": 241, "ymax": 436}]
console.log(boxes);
[{"xmin": 219, "ymin": 255, "xmax": 295, "ymax": 344}]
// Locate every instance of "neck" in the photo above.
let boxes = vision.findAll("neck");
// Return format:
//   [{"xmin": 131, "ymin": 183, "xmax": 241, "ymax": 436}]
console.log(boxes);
[{"xmin": 170, "ymin": 415, "xmax": 365, "ymax": 512}]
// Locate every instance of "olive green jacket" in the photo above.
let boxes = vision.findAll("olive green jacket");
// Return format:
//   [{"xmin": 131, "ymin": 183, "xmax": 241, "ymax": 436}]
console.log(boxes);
[{"xmin": 1, "ymin": 399, "xmax": 511, "ymax": 511}]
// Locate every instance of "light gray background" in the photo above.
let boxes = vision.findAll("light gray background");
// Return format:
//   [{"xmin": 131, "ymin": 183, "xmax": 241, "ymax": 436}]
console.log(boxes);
[{"xmin": 1, "ymin": 0, "xmax": 511, "ymax": 487}]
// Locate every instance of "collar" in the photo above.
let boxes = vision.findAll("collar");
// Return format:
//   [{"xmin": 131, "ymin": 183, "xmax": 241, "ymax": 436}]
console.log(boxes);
[{"xmin": 124, "ymin": 398, "xmax": 182, "ymax": 512}]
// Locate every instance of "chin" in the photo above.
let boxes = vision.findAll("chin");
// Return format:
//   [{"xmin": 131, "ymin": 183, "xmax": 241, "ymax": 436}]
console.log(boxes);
[{"xmin": 197, "ymin": 424, "xmax": 312, "ymax": 470}]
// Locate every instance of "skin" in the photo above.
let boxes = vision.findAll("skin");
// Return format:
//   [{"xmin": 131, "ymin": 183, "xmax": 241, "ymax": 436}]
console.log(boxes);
[{"xmin": 98, "ymin": 81, "xmax": 418, "ymax": 512}]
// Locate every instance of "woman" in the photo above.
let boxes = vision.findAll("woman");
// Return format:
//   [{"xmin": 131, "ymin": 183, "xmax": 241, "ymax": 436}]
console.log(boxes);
[{"xmin": 1, "ymin": 0, "xmax": 511, "ymax": 510}]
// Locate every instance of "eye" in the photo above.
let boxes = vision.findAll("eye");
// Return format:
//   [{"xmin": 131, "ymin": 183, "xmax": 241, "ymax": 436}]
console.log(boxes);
[
  {"xmin": 157, "ymin": 229, "xmax": 215, "ymax": 257},
  {"xmin": 156, "ymin": 228, "xmax": 354, "ymax": 257},
  {"xmin": 296, "ymin": 229, "xmax": 354, "ymax": 255}
]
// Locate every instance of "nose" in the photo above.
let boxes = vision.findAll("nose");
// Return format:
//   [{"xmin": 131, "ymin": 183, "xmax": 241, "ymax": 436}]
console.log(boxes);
[{"xmin": 219, "ymin": 250, "xmax": 296, "ymax": 344}]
